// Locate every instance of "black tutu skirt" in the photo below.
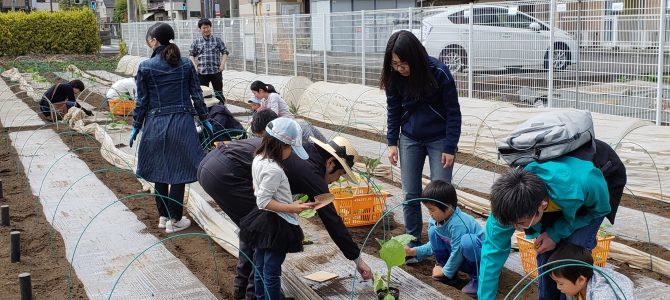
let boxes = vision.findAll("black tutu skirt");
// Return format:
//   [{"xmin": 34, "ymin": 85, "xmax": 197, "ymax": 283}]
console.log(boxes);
[{"xmin": 239, "ymin": 208, "xmax": 304, "ymax": 253}]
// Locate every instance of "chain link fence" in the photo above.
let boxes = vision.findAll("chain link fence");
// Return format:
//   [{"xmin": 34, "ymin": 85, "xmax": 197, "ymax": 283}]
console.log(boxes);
[{"xmin": 121, "ymin": 0, "xmax": 670, "ymax": 124}]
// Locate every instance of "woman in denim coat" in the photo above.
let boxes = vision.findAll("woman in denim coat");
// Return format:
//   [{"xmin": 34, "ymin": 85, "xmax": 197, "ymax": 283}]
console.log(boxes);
[{"xmin": 129, "ymin": 23, "xmax": 213, "ymax": 233}]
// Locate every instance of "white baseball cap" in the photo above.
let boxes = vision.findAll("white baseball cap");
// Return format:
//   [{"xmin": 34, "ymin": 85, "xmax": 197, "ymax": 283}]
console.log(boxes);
[{"xmin": 266, "ymin": 117, "xmax": 309, "ymax": 160}]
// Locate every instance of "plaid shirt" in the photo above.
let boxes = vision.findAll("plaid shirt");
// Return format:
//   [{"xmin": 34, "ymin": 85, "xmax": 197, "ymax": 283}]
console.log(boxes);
[{"xmin": 189, "ymin": 35, "xmax": 230, "ymax": 75}]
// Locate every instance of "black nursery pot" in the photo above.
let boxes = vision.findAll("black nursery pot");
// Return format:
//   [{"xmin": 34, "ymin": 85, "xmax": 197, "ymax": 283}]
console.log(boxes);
[{"xmin": 377, "ymin": 287, "xmax": 400, "ymax": 300}]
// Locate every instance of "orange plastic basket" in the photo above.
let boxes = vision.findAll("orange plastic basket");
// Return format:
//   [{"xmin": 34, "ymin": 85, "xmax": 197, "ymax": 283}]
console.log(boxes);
[
  {"xmin": 108, "ymin": 99, "xmax": 136, "ymax": 116},
  {"xmin": 515, "ymin": 231, "xmax": 614, "ymax": 279},
  {"xmin": 330, "ymin": 186, "xmax": 389, "ymax": 227}
]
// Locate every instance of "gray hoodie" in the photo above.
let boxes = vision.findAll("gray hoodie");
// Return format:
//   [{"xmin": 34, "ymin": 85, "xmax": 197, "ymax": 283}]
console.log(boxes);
[{"xmin": 566, "ymin": 267, "xmax": 635, "ymax": 300}]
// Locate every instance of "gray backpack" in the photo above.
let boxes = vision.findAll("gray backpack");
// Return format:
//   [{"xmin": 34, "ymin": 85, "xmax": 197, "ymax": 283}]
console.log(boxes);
[{"xmin": 498, "ymin": 110, "xmax": 595, "ymax": 166}]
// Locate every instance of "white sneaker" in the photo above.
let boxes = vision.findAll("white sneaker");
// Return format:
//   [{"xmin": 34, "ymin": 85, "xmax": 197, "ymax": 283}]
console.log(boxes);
[
  {"xmin": 158, "ymin": 216, "xmax": 168, "ymax": 229},
  {"xmin": 165, "ymin": 217, "xmax": 191, "ymax": 233}
]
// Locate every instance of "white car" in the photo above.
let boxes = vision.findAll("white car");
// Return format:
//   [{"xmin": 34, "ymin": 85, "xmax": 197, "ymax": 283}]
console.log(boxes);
[{"xmin": 417, "ymin": 5, "xmax": 578, "ymax": 72}]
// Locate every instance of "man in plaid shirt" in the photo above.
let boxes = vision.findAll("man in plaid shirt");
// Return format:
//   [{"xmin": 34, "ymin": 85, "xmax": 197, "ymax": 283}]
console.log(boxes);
[{"xmin": 189, "ymin": 18, "xmax": 229, "ymax": 103}]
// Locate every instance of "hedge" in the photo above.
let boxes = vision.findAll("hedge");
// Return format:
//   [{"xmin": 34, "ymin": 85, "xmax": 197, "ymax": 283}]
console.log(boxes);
[{"xmin": 0, "ymin": 9, "xmax": 101, "ymax": 56}]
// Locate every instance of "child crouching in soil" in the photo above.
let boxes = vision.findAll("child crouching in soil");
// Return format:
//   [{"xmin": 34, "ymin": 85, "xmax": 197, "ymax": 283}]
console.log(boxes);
[
  {"xmin": 405, "ymin": 180, "xmax": 485, "ymax": 297},
  {"xmin": 239, "ymin": 117, "xmax": 314, "ymax": 300},
  {"xmin": 548, "ymin": 243, "xmax": 634, "ymax": 300}
]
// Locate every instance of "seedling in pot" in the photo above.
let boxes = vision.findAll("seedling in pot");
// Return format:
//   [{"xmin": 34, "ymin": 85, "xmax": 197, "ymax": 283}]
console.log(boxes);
[{"xmin": 373, "ymin": 234, "xmax": 416, "ymax": 300}]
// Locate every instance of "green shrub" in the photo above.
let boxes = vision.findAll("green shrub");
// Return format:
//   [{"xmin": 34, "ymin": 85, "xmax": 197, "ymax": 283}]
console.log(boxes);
[
  {"xmin": 0, "ymin": 9, "xmax": 101, "ymax": 56},
  {"xmin": 118, "ymin": 40, "xmax": 128, "ymax": 57}
]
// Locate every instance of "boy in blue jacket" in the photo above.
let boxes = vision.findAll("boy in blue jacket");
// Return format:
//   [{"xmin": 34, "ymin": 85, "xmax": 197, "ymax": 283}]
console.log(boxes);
[
  {"xmin": 478, "ymin": 156, "xmax": 610, "ymax": 300},
  {"xmin": 405, "ymin": 180, "xmax": 484, "ymax": 296}
]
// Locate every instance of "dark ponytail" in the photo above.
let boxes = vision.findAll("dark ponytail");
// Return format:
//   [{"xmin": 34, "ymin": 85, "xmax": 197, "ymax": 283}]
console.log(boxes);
[
  {"xmin": 146, "ymin": 22, "xmax": 181, "ymax": 67},
  {"xmin": 162, "ymin": 44, "xmax": 181, "ymax": 67},
  {"xmin": 250, "ymin": 80, "xmax": 279, "ymax": 95}
]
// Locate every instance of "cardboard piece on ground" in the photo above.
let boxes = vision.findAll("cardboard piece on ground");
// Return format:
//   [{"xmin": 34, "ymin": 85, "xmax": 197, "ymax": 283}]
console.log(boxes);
[{"xmin": 304, "ymin": 271, "xmax": 339, "ymax": 283}]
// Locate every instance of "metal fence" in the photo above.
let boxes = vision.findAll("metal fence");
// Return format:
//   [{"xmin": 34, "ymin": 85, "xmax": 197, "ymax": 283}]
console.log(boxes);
[{"xmin": 121, "ymin": 0, "xmax": 670, "ymax": 124}]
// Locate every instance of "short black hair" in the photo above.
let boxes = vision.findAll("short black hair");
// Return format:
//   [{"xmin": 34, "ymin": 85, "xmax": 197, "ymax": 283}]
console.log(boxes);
[
  {"xmin": 69, "ymin": 80, "xmax": 85, "ymax": 91},
  {"xmin": 421, "ymin": 180, "xmax": 457, "ymax": 211},
  {"xmin": 251, "ymin": 109, "xmax": 278, "ymax": 135},
  {"xmin": 316, "ymin": 145, "xmax": 344, "ymax": 172},
  {"xmin": 490, "ymin": 168, "xmax": 546, "ymax": 226},
  {"xmin": 198, "ymin": 18, "xmax": 212, "ymax": 28},
  {"xmin": 547, "ymin": 243, "xmax": 594, "ymax": 283}
]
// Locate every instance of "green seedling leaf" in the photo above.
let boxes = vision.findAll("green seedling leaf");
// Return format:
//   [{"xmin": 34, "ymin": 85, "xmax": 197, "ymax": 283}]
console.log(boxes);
[
  {"xmin": 293, "ymin": 194, "xmax": 308, "ymax": 203},
  {"xmin": 383, "ymin": 295, "xmax": 395, "ymax": 300},
  {"xmin": 373, "ymin": 272, "xmax": 387, "ymax": 293},
  {"xmin": 379, "ymin": 239, "xmax": 405, "ymax": 268},
  {"xmin": 375, "ymin": 238, "xmax": 386, "ymax": 247},
  {"xmin": 391, "ymin": 234, "xmax": 416, "ymax": 246},
  {"xmin": 299, "ymin": 208, "xmax": 316, "ymax": 218}
]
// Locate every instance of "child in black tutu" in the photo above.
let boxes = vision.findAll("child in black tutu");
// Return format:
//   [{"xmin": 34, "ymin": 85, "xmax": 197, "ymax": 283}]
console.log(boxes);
[{"xmin": 239, "ymin": 117, "xmax": 314, "ymax": 300}]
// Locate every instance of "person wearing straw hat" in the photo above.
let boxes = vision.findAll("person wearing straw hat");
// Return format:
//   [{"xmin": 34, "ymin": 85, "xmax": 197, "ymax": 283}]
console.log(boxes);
[{"xmin": 198, "ymin": 122, "xmax": 372, "ymax": 299}]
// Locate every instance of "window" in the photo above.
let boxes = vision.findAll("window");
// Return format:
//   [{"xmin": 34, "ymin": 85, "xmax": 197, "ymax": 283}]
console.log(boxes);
[
  {"xmin": 472, "ymin": 7, "xmax": 499, "ymax": 26},
  {"xmin": 497, "ymin": 11, "xmax": 537, "ymax": 29},
  {"xmin": 448, "ymin": 11, "xmax": 467, "ymax": 25}
]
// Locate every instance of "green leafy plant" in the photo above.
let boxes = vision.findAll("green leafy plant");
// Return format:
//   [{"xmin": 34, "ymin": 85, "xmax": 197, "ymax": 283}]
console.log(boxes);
[
  {"xmin": 118, "ymin": 40, "xmax": 128, "ymax": 57},
  {"xmin": 288, "ymin": 101, "xmax": 301, "ymax": 116},
  {"xmin": 362, "ymin": 157, "xmax": 382, "ymax": 193},
  {"xmin": 294, "ymin": 194, "xmax": 316, "ymax": 218},
  {"xmin": 373, "ymin": 234, "xmax": 416, "ymax": 299},
  {"xmin": 598, "ymin": 224, "xmax": 614, "ymax": 238}
]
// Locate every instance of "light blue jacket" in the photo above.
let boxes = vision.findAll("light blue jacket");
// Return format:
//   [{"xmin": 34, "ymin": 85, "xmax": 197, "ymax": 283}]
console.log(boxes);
[
  {"xmin": 414, "ymin": 207, "xmax": 484, "ymax": 278},
  {"xmin": 477, "ymin": 156, "xmax": 610, "ymax": 300}
]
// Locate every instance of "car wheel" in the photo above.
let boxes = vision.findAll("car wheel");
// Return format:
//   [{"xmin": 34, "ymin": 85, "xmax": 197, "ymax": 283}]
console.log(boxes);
[
  {"xmin": 544, "ymin": 44, "xmax": 569, "ymax": 70},
  {"xmin": 439, "ymin": 47, "xmax": 467, "ymax": 73}
]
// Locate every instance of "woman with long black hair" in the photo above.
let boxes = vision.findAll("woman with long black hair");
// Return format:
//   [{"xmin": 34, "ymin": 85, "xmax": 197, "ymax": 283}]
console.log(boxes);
[
  {"xmin": 129, "ymin": 22, "xmax": 213, "ymax": 233},
  {"xmin": 380, "ymin": 30, "xmax": 462, "ymax": 254}
]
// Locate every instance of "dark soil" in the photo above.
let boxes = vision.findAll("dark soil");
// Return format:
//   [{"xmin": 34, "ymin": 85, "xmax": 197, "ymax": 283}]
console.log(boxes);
[
  {"xmin": 0, "ymin": 123, "xmax": 87, "ymax": 298},
  {"xmin": 57, "ymin": 130, "xmax": 240, "ymax": 299},
  {"xmin": 3, "ymin": 75, "xmax": 239, "ymax": 298}
]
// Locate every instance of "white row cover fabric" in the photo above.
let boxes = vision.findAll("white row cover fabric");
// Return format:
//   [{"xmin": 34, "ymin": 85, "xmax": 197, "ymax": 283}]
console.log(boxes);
[{"xmin": 115, "ymin": 58, "xmax": 670, "ymax": 202}]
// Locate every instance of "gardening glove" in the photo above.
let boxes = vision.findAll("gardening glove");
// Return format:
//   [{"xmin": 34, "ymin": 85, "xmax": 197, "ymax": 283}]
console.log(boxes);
[
  {"xmin": 129, "ymin": 127, "xmax": 139, "ymax": 148},
  {"xmin": 202, "ymin": 120, "xmax": 214, "ymax": 133}
]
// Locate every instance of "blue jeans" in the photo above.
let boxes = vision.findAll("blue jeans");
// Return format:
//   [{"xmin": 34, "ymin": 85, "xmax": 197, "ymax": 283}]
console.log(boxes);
[
  {"xmin": 536, "ymin": 216, "xmax": 604, "ymax": 300},
  {"xmin": 399, "ymin": 134, "xmax": 453, "ymax": 247},
  {"xmin": 429, "ymin": 227, "xmax": 482, "ymax": 279},
  {"xmin": 254, "ymin": 248, "xmax": 286, "ymax": 300}
]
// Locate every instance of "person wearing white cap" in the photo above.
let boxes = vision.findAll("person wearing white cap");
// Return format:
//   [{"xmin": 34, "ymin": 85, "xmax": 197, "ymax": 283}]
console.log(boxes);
[
  {"xmin": 238, "ymin": 117, "xmax": 314, "ymax": 300},
  {"xmin": 198, "ymin": 113, "xmax": 373, "ymax": 299}
]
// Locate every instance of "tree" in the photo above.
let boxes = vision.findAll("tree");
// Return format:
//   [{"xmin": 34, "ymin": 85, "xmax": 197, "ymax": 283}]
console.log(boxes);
[
  {"xmin": 58, "ymin": 0, "xmax": 87, "ymax": 10},
  {"xmin": 113, "ymin": 0, "xmax": 127, "ymax": 23},
  {"xmin": 113, "ymin": 0, "xmax": 145, "ymax": 23}
]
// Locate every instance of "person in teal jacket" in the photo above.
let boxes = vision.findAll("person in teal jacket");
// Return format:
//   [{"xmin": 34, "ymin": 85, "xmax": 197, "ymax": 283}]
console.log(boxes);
[
  {"xmin": 478, "ymin": 156, "xmax": 610, "ymax": 300},
  {"xmin": 405, "ymin": 180, "xmax": 484, "ymax": 297}
]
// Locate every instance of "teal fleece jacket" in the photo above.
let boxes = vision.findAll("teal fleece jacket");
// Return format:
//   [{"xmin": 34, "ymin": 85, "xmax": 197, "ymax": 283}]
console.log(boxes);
[
  {"xmin": 414, "ymin": 207, "xmax": 485, "ymax": 278},
  {"xmin": 477, "ymin": 156, "xmax": 610, "ymax": 300}
]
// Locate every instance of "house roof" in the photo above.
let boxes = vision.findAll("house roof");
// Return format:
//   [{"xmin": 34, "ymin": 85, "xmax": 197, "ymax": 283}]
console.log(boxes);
[{"xmin": 102, "ymin": 0, "xmax": 114, "ymax": 8}]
